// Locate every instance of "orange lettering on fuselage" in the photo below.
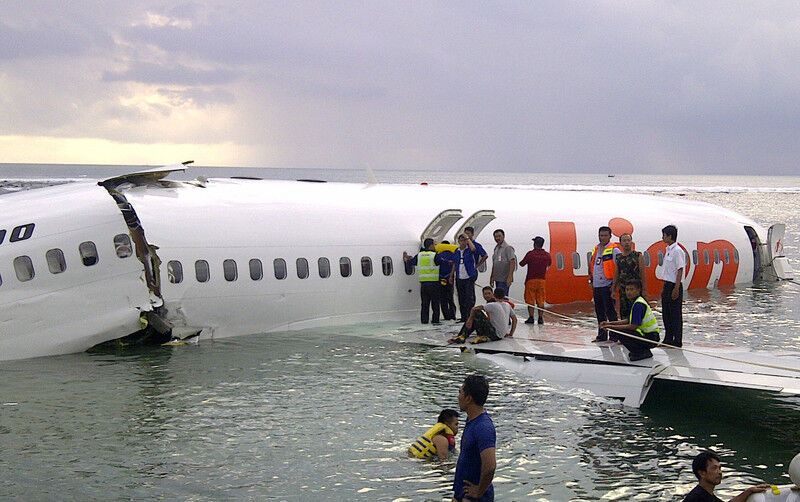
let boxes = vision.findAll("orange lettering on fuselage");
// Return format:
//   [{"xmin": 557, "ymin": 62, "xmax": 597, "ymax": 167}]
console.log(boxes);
[
  {"xmin": 688, "ymin": 240, "xmax": 739, "ymax": 288},
  {"xmin": 545, "ymin": 221, "xmax": 592, "ymax": 303},
  {"xmin": 642, "ymin": 241, "xmax": 666, "ymax": 298}
]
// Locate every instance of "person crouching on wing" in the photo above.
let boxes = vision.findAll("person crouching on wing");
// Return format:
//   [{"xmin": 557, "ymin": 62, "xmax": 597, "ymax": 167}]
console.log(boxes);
[
  {"xmin": 599, "ymin": 279, "xmax": 660, "ymax": 361},
  {"xmin": 408, "ymin": 409, "xmax": 460, "ymax": 461}
]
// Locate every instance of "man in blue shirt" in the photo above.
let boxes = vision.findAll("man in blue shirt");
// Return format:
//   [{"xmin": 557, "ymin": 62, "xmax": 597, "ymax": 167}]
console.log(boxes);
[
  {"xmin": 600, "ymin": 279, "xmax": 659, "ymax": 361},
  {"xmin": 453, "ymin": 234, "xmax": 480, "ymax": 322},
  {"xmin": 453, "ymin": 374, "xmax": 496, "ymax": 502},
  {"xmin": 438, "ymin": 240, "xmax": 457, "ymax": 321},
  {"xmin": 464, "ymin": 226, "xmax": 488, "ymax": 270}
]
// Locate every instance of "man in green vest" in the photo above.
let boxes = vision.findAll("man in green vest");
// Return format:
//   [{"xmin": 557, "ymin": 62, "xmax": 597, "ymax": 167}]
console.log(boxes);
[
  {"xmin": 600, "ymin": 279, "xmax": 660, "ymax": 361},
  {"xmin": 404, "ymin": 238, "xmax": 443, "ymax": 324}
]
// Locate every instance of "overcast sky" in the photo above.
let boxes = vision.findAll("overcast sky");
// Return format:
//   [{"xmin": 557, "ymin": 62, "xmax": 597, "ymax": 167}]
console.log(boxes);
[{"xmin": 1, "ymin": 1, "xmax": 799, "ymax": 174}]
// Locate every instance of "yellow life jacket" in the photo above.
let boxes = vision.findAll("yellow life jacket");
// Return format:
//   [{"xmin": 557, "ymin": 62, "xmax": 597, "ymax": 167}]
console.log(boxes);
[
  {"xmin": 417, "ymin": 251, "xmax": 439, "ymax": 282},
  {"xmin": 630, "ymin": 296, "xmax": 659, "ymax": 336},
  {"xmin": 408, "ymin": 422, "xmax": 455, "ymax": 459},
  {"xmin": 435, "ymin": 243, "xmax": 458, "ymax": 253}
]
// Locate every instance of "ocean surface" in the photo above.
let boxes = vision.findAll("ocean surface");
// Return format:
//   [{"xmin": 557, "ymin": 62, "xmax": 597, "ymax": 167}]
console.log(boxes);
[{"xmin": 1, "ymin": 163, "xmax": 799, "ymax": 501}]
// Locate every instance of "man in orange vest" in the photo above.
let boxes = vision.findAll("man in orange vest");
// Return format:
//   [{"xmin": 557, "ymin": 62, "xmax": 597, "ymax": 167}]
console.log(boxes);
[{"xmin": 589, "ymin": 226, "xmax": 621, "ymax": 342}]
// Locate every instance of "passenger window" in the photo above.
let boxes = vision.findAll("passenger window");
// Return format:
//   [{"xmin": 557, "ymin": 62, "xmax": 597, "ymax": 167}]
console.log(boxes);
[
  {"xmin": 274, "ymin": 258, "xmax": 287, "ymax": 280},
  {"xmin": 195, "ymin": 260, "xmax": 210, "ymax": 282},
  {"xmin": 340, "ymin": 257, "xmax": 352, "ymax": 278},
  {"xmin": 223, "ymin": 259, "xmax": 238, "ymax": 281},
  {"xmin": 79, "ymin": 241, "xmax": 99, "ymax": 266},
  {"xmin": 297, "ymin": 258, "xmax": 309, "ymax": 279},
  {"xmin": 692, "ymin": 250, "xmax": 698, "ymax": 265},
  {"xmin": 361, "ymin": 256, "xmax": 373, "ymax": 277},
  {"xmin": 318, "ymin": 257, "xmax": 331, "ymax": 278},
  {"xmin": 249, "ymin": 259, "xmax": 263, "ymax": 281},
  {"xmin": 657, "ymin": 251, "xmax": 664, "ymax": 267},
  {"xmin": 0, "ymin": 272, "xmax": 2, "ymax": 287},
  {"xmin": 724, "ymin": 249, "xmax": 730, "ymax": 264},
  {"xmin": 555, "ymin": 252, "xmax": 565, "ymax": 271},
  {"xmin": 46, "ymin": 248, "xmax": 67, "ymax": 274},
  {"xmin": 733, "ymin": 249, "xmax": 740, "ymax": 263},
  {"xmin": 704, "ymin": 250, "xmax": 710, "ymax": 265},
  {"xmin": 572, "ymin": 252, "xmax": 581, "ymax": 270},
  {"xmin": 714, "ymin": 250, "xmax": 720, "ymax": 264},
  {"xmin": 404, "ymin": 260, "xmax": 415, "ymax": 275},
  {"xmin": 14, "ymin": 256, "xmax": 35, "ymax": 282},
  {"xmin": 586, "ymin": 252, "xmax": 592, "ymax": 267},
  {"xmin": 643, "ymin": 252, "xmax": 651, "ymax": 267},
  {"xmin": 113, "ymin": 234, "xmax": 133, "ymax": 258},
  {"xmin": 382, "ymin": 256, "xmax": 393, "ymax": 276},
  {"xmin": 168, "ymin": 260, "xmax": 183, "ymax": 284}
]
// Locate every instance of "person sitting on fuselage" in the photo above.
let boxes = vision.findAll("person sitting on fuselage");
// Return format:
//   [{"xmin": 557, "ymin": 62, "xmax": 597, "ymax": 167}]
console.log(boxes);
[
  {"xmin": 408, "ymin": 409, "xmax": 460, "ymax": 461},
  {"xmin": 600, "ymin": 279, "xmax": 660, "ymax": 361}
]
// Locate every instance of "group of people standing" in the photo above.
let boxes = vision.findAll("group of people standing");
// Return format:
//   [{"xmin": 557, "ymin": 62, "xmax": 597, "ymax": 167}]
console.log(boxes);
[
  {"xmin": 591, "ymin": 224, "xmax": 686, "ymax": 360},
  {"xmin": 403, "ymin": 227, "xmax": 552, "ymax": 326},
  {"xmin": 405, "ymin": 223, "xmax": 688, "ymax": 361}
]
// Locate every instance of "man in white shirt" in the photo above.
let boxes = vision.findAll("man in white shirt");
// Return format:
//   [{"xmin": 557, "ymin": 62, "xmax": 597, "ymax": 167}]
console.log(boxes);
[{"xmin": 660, "ymin": 225, "xmax": 686, "ymax": 347}]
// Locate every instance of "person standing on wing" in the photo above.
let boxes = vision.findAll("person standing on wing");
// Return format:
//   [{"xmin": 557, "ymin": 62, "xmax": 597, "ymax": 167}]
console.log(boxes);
[
  {"xmin": 519, "ymin": 236, "xmax": 551, "ymax": 325},
  {"xmin": 612, "ymin": 233, "xmax": 647, "ymax": 320},
  {"xmin": 453, "ymin": 234, "xmax": 479, "ymax": 322},
  {"xmin": 403, "ymin": 238, "xmax": 443, "ymax": 325},
  {"xmin": 589, "ymin": 226, "xmax": 621, "ymax": 342},
  {"xmin": 490, "ymin": 229, "xmax": 516, "ymax": 296},
  {"xmin": 659, "ymin": 224, "xmax": 686, "ymax": 347}
]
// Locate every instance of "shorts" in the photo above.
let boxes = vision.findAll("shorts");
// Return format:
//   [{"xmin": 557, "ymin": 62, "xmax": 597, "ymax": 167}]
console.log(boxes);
[{"xmin": 524, "ymin": 279, "xmax": 546, "ymax": 307}]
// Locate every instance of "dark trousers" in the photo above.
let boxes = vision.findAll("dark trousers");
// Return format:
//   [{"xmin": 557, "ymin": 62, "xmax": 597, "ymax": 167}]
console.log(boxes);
[
  {"xmin": 661, "ymin": 282, "xmax": 683, "ymax": 347},
  {"xmin": 616, "ymin": 328, "xmax": 659, "ymax": 356},
  {"xmin": 456, "ymin": 276, "xmax": 477, "ymax": 321},
  {"xmin": 440, "ymin": 281, "xmax": 456, "ymax": 320},
  {"xmin": 420, "ymin": 281, "xmax": 440, "ymax": 324},
  {"xmin": 456, "ymin": 310, "xmax": 500, "ymax": 341},
  {"xmin": 593, "ymin": 286, "xmax": 617, "ymax": 340}
]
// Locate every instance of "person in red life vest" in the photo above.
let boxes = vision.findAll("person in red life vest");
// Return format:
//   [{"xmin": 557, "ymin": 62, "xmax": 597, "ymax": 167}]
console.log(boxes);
[
  {"xmin": 408, "ymin": 409, "xmax": 459, "ymax": 461},
  {"xmin": 589, "ymin": 226, "xmax": 621, "ymax": 342}
]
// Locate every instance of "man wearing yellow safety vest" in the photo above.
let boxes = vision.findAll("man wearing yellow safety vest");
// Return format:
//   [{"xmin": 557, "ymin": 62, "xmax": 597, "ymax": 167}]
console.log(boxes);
[
  {"xmin": 403, "ymin": 238, "xmax": 444, "ymax": 324},
  {"xmin": 600, "ymin": 279, "xmax": 660, "ymax": 361},
  {"xmin": 589, "ymin": 226, "xmax": 622, "ymax": 342}
]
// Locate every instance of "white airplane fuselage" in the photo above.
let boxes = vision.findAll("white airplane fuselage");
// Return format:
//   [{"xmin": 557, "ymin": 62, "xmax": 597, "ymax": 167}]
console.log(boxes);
[{"xmin": 0, "ymin": 172, "xmax": 792, "ymax": 361}]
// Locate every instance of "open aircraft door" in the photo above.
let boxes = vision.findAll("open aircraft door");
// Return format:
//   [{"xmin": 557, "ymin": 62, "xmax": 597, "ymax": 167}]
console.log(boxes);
[
  {"xmin": 420, "ymin": 209, "xmax": 464, "ymax": 245},
  {"xmin": 767, "ymin": 223, "xmax": 794, "ymax": 280},
  {"xmin": 453, "ymin": 210, "xmax": 496, "ymax": 271}
]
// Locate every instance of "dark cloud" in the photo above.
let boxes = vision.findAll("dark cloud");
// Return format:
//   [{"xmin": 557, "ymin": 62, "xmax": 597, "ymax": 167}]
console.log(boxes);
[
  {"xmin": 102, "ymin": 62, "xmax": 238, "ymax": 85},
  {"xmin": 0, "ymin": 21, "xmax": 113, "ymax": 60},
  {"xmin": 3, "ymin": 1, "xmax": 800, "ymax": 173}
]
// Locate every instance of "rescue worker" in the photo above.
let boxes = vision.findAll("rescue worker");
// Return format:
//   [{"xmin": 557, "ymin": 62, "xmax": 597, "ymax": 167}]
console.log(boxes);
[
  {"xmin": 408, "ymin": 409, "xmax": 459, "ymax": 461},
  {"xmin": 404, "ymin": 238, "xmax": 443, "ymax": 324},
  {"xmin": 589, "ymin": 226, "xmax": 621, "ymax": 342},
  {"xmin": 600, "ymin": 279, "xmax": 660, "ymax": 361}
]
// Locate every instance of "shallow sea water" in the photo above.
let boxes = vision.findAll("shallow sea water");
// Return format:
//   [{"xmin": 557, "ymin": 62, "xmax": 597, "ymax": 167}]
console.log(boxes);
[{"xmin": 1, "ymin": 165, "xmax": 799, "ymax": 500}]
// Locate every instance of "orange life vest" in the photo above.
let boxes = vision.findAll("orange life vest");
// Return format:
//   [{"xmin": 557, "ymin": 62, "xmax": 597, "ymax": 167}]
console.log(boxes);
[{"xmin": 590, "ymin": 243, "xmax": 620, "ymax": 281}]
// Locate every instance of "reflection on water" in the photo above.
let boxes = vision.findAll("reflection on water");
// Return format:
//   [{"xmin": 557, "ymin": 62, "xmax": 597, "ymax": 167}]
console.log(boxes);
[{"xmin": 1, "ymin": 329, "xmax": 797, "ymax": 500}]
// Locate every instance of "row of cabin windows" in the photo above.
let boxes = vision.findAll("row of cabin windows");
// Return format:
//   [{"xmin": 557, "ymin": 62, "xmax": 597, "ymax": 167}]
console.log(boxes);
[
  {"xmin": 552, "ymin": 248, "xmax": 740, "ymax": 271},
  {"xmin": 167, "ymin": 256, "xmax": 404, "ymax": 284},
  {"xmin": 1, "ymin": 234, "xmax": 133, "ymax": 285}
]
